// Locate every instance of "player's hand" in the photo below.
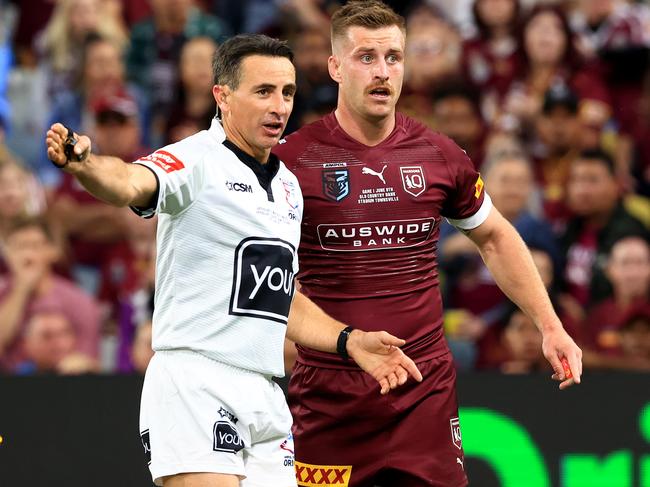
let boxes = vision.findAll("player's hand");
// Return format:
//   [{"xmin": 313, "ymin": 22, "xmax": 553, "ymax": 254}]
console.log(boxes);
[
  {"xmin": 542, "ymin": 326, "xmax": 582, "ymax": 390},
  {"xmin": 46, "ymin": 123, "xmax": 91, "ymax": 172},
  {"xmin": 347, "ymin": 330, "xmax": 423, "ymax": 395}
]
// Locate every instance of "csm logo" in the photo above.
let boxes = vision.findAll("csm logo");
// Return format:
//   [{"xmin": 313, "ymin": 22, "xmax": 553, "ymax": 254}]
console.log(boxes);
[
  {"xmin": 213, "ymin": 421, "xmax": 245, "ymax": 453},
  {"xmin": 226, "ymin": 181, "xmax": 253, "ymax": 193},
  {"xmin": 229, "ymin": 237, "xmax": 296, "ymax": 324}
]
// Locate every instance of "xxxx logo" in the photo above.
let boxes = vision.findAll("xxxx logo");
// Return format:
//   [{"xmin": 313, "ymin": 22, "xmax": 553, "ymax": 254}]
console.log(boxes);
[{"xmin": 295, "ymin": 461, "xmax": 352, "ymax": 486}]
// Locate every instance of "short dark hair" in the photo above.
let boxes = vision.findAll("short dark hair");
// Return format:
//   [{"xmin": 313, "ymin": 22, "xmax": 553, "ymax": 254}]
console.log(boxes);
[
  {"xmin": 5, "ymin": 216, "xmax": 54, "ymax": 242},
  {"xmin": 577, "ymin": 149, "xmax": 616, "ymax": 176},
  {"xmin": 331, "ymin": 0, "xmax": 405, "ymax": 43},
  {"xmin": 212, "ymin": 34, "xmax": 294, "ymax": 89},
  {"xmin": 432, "ymin": 83, "xmax": 482, "ymax": 116}
]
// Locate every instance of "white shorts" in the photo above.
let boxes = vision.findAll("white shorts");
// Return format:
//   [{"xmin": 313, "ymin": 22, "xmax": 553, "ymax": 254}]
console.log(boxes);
[{"xmin": 140, "ymin": 350, "xmax": 296, "ymax": 486}]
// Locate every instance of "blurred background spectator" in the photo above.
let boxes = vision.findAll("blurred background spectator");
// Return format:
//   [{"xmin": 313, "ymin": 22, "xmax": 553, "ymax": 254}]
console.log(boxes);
[
  {"xmin": 431, "ymin": 84, "xmax": 486, "ymax": 166},
  {"xmin": 1, "ymin": 0, "xmax": 648, "ymax": 376},
  {"xmin": 17, "ymin": 309, "xmax": 98, "ymax": 375},
  {"xmin": 561, "ymin": 149, "xmax": 647, "ymax": 307},
  {"xmin": 581, "ymin": 236, "xmax": 650, "ymax": 370},
  {"xmin": 126, "ymin": 0, "xmax": 230, "ymax": 145},
  {"xmin": 0, "ymin": 217, "xmax": 100, "ymax": 374},
  {"xmin": 462, "ymin": 0, "xmax": 520, "ymax": 119},
  {"xmin": 164, "ymin": 36, "xmax": 217, "ymax": 144}
]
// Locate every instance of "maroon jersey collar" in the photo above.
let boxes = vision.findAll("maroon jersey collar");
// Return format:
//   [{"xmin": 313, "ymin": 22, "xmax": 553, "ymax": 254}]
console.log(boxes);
[{"xmin": 322, "ymin": 111, "xmax": 407, "ymax": 150}]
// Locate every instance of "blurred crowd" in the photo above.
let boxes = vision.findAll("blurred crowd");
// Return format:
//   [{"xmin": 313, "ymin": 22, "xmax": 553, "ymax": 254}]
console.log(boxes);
[{"xmin": 0, "ymin": 0, "xmax": 648, "ymax": 377}]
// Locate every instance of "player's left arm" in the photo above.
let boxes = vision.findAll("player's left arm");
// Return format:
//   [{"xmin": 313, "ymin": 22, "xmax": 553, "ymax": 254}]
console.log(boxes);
[
  {"xmin": 286, "ymin": 292, "xmax": 423, "ymax": 394},
  {"xmin": 465, "ymin": 206, "xmax": 583, "ymax": 389}
]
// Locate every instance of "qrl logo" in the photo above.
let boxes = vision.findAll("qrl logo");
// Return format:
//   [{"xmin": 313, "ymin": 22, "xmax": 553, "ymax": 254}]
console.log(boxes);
[
  {"xmin": 400, "ymin": 166, "xmax": 426, "ymax": 197},
  {"xmin": 213, "ymin": 421, "xmax": 245, "ymax": 453},
  {"xmin": 229, "ymin": 237, "xmax": 296, "ymax": 324},
  {"xmin": 450, "ymin": 417, "xmax": 462, "ymax": 450}
]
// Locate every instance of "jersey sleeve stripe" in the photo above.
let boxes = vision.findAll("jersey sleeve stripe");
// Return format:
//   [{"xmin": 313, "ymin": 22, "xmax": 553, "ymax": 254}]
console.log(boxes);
[{"xmin": 446, "ymin": 193, "xmax": 493, "ymax": 230}]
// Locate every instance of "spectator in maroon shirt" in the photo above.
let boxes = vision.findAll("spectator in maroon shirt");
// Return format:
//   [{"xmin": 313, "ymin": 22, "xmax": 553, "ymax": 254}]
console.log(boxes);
[
  {"xmin": 462, "ymin": 0, "xmax": 520, "ymax": 123},
  {"xmin": 583, "ymin": 236, "xmax": 650, "ymax": 353},
  {"xmin": 164, "ymin": 37, "xmax": 217, "ymax": 145},
  {"xmin": 571, "ymin": 0, "xmax": 649, "ymax": 139},
  {"xmin": 99, "ymin": 210, "xmax": 156, "ymax": 373},
  {"xmin": 431, "ymin": 84, "xmax": 486, "ymax": 168},
  {"xmin": 499, "ymin": 308, "xmax": 549, "ymax": 374},
  {"xmin": 617, "ymin": 306, "xmax": 650, "ymax": 368},
  {"xmin": 399, "ymin": 5, "xmax": 462, "ymax": 126},
  {"xmin": 530, "ymin": 84, "xmax": 582, "ymax": 227},
  {"xmin": 498, "ymin": 5, "xmax": 611, "ymax": 137},
  {"xmin": 287, "ymin": 27, "xmax": 338, "ymax": 133},
  {"xmin": 561, "ymin": 149, "xmax": 647, "ymax": 307},
  {"xmin": 93, "ymin": 90, "xmax": 150, "ymax": 161},
  {"xmin": 16, "ymin": 310, "xmax": 98, "ymax": 375},
  {"xmin": 0, "ymin": 217, "xmax": 101, "ymax": 373}
]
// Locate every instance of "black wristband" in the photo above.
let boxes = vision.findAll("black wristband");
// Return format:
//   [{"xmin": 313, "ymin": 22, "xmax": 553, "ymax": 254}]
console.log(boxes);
[{"xmin": 336, "ymin": 326, "xmax": 354, "ymax": 360}]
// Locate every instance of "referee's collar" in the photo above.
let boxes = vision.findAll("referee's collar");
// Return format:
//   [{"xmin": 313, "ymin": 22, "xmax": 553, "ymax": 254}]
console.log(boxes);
[{"xmin": 222, "ymin": 139, "xmax": 280, "ymax": 200}]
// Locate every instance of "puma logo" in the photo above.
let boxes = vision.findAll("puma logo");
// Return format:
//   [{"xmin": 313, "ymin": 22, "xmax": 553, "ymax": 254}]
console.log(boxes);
[
  {"xmin": 362, "ymin": 165, "xmax": 387, "ymax": 184},
  {"xmin": 457, "ymin": 457, "xmax": 464, "ymax": 469}
]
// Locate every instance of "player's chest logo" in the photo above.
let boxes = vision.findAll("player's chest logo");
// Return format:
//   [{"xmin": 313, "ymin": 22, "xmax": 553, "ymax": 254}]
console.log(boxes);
[
  {"xmin": 400, "ymin": 166, "xmax": 426, "ymax": 197},
  {"xmin": 322, "ymin": 169, "xmax": 350, "ymax": 202},
  {"xmin": 362, "ymin": 164, "xmax": 387, "ymax": 184}
]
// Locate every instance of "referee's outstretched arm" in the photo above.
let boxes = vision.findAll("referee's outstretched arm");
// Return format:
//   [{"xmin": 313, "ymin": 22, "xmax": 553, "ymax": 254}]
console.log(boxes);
[{"xmin": 46, "ymin": 122, "xmax": 158, "ymax": 209}]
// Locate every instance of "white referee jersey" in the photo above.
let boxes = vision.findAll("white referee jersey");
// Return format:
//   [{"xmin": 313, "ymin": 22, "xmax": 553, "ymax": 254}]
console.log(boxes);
[{"xmin": 132, "ymin": 119, "xmax": 303, "ymax": 377}]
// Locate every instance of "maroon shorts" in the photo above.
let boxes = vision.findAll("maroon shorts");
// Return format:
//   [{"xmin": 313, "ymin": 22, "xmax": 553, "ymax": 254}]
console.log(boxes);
[{"xmin": 288, "ymin": 352, "xmax": 467, "ymax": 487}]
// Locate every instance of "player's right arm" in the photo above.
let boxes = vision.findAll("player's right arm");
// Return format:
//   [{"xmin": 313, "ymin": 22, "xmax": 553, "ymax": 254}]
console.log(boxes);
[{"xmin": 46, "ymin": 123, "xmax": 157, "ymax": 208}]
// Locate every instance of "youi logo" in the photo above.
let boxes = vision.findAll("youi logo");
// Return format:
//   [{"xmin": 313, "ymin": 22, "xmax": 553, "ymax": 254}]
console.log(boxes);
[{"xmin": 229, "ymin": 237, "xmax": 296, "ymax": 324}]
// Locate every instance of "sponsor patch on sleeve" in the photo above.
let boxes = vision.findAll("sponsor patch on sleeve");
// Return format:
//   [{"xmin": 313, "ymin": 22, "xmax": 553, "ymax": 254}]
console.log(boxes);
[
  {"xmin": 474, "ymin": 174, "xmax": 484, "ymax": 199},
  {"xmin": 138, "ymin": 150, "xmax": 185, "ymax": 173},
  {"xmin": 295, "ymin": 461, "xmax": 352, "ymax": 487}
]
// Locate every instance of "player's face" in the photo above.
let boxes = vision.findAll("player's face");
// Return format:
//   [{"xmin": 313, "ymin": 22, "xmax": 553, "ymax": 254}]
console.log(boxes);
[
  {"xmin": 330, "ymin": 25, "xmax": 405, "ymax": 123},
  {"xmin": 215, "ymin": 55, "xmax": 296, "ymax": 162}
]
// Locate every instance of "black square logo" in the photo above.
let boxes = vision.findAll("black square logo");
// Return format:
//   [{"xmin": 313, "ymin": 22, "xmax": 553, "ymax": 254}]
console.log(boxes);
[
  {"xmin": 140, "ymin": 429, "xmax": 151, "ymax": 465},
  {"xmin": 229, "ymin": 237, "xmax": 296, "ymax": 324},
  {"xmin": 213, "ymin": 421, "xmax": 245, "ymax": 453}
]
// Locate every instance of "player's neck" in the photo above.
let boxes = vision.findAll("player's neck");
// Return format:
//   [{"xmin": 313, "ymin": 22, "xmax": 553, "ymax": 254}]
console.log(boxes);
[{"xmin": 334, "ymin": 105, "xmax": 396, "ymax": 147}]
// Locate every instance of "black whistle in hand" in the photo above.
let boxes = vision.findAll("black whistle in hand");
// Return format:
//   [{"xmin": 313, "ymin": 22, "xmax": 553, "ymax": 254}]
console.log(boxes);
[{"xmin": 63, "ymin": 126, "xmax": 79, "ymax": 162}]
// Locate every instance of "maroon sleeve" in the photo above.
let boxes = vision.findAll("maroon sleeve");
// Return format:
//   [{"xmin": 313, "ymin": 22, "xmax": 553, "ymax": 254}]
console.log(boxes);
[{"xmin": 437, "ymin": 135, "xmax": 486, "ymax": 220}]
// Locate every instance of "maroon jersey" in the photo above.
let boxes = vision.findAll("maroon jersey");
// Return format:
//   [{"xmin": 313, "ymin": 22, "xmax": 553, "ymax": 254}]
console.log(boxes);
[{"xmin": 274, "ymin": 112, "xmax": 488, "ymax": 367}]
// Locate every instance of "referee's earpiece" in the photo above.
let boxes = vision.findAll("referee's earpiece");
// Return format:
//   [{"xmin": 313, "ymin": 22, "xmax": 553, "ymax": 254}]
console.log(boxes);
[{"xmin": 213, "ymin": 85, "xmax": 230, "ymax": 115}]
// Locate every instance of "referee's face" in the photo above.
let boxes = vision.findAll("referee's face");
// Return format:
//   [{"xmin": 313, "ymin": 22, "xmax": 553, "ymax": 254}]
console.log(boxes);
[{"xmin": 215, "ymin": 55, "xmax": 296, "ymax": 163}]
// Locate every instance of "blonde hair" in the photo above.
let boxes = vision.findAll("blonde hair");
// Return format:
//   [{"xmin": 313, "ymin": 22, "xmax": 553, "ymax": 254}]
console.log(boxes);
[
  {"xmin": 331, "ymin": 0, "xmax": 405, "ymax": 46},
  {"xmin": 0, "ymin": 157, "xmax": 47, "ymax": 218},
  {"xmin": 41, "ymin": 0, "xmax": 128, "ymax": 72}
]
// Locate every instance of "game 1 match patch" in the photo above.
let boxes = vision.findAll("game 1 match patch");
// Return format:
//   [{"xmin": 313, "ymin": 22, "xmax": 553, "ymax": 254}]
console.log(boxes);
[
  {"xmin": 295, "ymin": 461, "xmax": 352, "ymax": 486},
  {"xmin": 139, "ymin": 150, "xmax": 185, "ymax": 173}
]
